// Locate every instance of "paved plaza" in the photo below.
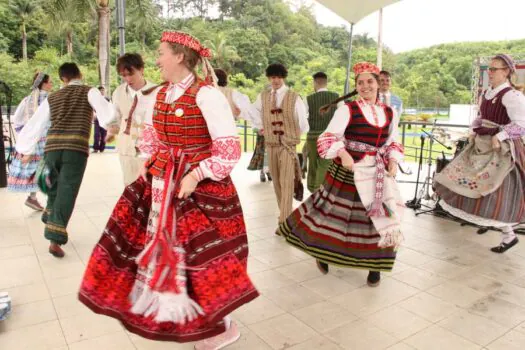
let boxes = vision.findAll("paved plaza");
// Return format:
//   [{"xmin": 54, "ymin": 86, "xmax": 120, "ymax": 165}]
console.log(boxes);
[{"xmin": 1, "ymin": 152, "xmax": 525, "ymax": 350}]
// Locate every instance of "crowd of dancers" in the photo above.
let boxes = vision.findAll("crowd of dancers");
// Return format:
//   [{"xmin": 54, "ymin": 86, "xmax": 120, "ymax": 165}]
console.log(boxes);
[{"xmin": 4, "ymin": 30, "xmax": 525, "ymax": 349}]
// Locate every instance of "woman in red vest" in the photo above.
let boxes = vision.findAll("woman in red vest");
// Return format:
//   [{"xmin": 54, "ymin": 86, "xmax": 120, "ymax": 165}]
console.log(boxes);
[
  {"xmin": 435, "ymin": 54, "xmax": 525, "ymax": 253},
  {"xmin": 278, "ymin": 62, "xmax": 405, "ymax": 287},
  {"xmin": 79, "ymin": 31, "xmax": 258, "ymax": 349}
]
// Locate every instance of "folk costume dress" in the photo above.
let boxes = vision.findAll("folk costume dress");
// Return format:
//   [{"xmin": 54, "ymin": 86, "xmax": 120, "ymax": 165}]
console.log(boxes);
[
  {"xmin": 434, "ymin": 81, "xmax": 525, "ymax": 228},
  {"xmin": 8, "ymin": 76, "xmax": 49, "ymax": 193},
  {"xmin": 278, "ymin": 94, "xmax": 405, "ymax": 272},
  {"xmin": 78, "ymin": 70, "xmax": 258, "ymax": 341}
]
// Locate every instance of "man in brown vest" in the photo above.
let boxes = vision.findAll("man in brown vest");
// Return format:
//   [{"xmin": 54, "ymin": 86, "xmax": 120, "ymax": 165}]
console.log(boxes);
[
  {"xmin": 251, "ymin": 63, "xmax": 309, "ymax": 224},
  {"xmin": 16, "ymin": 63, "xmax": 113, "ymax": 258}
]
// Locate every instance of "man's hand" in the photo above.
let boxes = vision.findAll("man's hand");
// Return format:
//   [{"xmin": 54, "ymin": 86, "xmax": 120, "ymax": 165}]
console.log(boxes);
[
  {"xmin": 105, "ymin": 133, "xmax": 116, "ymax": 143},
  {"xmin": 108, "ymin": 125, "xmax": 120, "ymax": 135}
]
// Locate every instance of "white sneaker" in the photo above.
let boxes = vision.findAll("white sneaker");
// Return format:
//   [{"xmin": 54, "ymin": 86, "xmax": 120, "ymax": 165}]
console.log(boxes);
[{"xmin": 194, "ymin": 321, "xmax": 240, "ymax": 350}]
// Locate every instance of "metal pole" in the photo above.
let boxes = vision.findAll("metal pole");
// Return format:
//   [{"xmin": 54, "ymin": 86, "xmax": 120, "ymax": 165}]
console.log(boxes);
[
  {"xmin": 0, "ymin": 81, "xmax": 13, "ymax": 188},
  {"xmin": 243, "ymin": 120, "xmax": 247, "ymax": 152},
  {"xmin": 344, "ymin": 23, "xmax": 354, "ymax": 94},
  {"xmin": 116, "ymin": 0, "xmax": 126, "ymax": 56},
  {"xmin": 377, "ymin": 8, "xmax": 383, "ymax": 69}
]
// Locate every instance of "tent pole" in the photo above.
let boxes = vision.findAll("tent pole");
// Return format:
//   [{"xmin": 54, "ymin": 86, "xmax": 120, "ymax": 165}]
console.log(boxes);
[
  {"xmin": 377, "ymin": 8, "xmax": 383, "ymax": 69},
  {"xmin": 344, "ymin": 23, "xmax": 354, "ymax": 94}
]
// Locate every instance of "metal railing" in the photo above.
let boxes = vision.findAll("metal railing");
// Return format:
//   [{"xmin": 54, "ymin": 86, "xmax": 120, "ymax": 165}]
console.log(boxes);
[
  {"xmin": 4, "ymin": 111, "xmax": 471, "ymax": 163},
  {"xmin": 236, "ymin": 120, "xmax": 470, "ymax": 162}
]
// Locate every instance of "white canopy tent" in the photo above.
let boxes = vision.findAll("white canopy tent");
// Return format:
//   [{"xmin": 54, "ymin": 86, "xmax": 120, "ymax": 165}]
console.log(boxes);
[{"xmin": 316, "ymin": 0, "xmax": 401, "ymax": 93}]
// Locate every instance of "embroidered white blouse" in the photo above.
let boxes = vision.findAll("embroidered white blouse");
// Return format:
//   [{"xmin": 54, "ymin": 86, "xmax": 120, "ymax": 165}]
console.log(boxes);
[
  {"xmin": 229, "ymin": 89, "xmax": 253, "ymax": 121},
  {"xmin": 139, "ymin": 73, "xmax": 241, "ymax": 182},
  {"xmin": 317, "ymin": 98, "xmax": 403, "ymax": 162},
  {"xmin": 12, "ymin": 96, "xmax": 31, "ymax": 130},
  {"xmin": 476, "ymin": 82, "xmax": 525, "ymax": 141}
]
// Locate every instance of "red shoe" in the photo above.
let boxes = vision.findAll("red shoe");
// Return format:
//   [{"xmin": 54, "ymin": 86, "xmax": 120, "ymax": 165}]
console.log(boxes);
[
  {"xmin": 49, "ymin": 243, "xmax": 65, "ymax": 258},
  {"xmin": 194, "ymin": 321, "xmax": 240, "ymax": 350},
  {"xmin": 25, "ymin": 197, "xmax": 44, "ymax": 211}
]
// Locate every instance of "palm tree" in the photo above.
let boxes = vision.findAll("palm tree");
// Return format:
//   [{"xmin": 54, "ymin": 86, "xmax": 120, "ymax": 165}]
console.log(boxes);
[
  {"xmin": 46, "ymin": 0, "xmax": 111, "ymax": 91},
  {"xmin": 44, "ymin": 0, "xmax": 90, "ymax": 56},
  {"xmin": 205, "ymin": 33, "xmax": 240, "ymax": 73},
  {"xmin": 46, "ymin": 0, "xmax": 153, "ymax": 93},
  {"xmin": 9, "ymin": 0, "xmax": 39, "ymax": 61},
  {"xmin": 129, "ymin": 0, "xmax": 161, "ymax": 50}
]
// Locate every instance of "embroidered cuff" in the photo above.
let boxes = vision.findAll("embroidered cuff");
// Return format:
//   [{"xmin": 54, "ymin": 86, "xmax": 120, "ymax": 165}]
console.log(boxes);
[
  {"xmin": 137, "ymin": 124, "xmax": 159, "ymax": 156},
  {"xmin": 317, "ymin": 132, "xmax": 344, "ymax": 159},
  {"xmin": 500, "ymin": 123, "xmax": 525, "ymax": 140},
  {"xmin": 192, "ymin": 167, "xmax": 205, "ymax": 182},
  {"xmin": 198, "ymin": 136, "xmax": 241, "ymax": 181},
  {"xmin": 386, "ymin": 143, "xmax": 404, "ymax": 163}
]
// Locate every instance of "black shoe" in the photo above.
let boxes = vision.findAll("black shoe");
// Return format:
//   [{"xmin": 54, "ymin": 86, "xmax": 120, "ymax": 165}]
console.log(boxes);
[
  {"xmin": 266, "ymin": 172, "xmax": 272, "ymax": 181},
  {"xmin": 490, "ymin": 237, "xmax": 519, "ymax": 253},
  {"xmin": 260, "ymin": 172, "xmax": 266, "ymax": 182},
  {"xmin": 316, "ymin": 260, "xmax": 329, "ymax": 275},
  {"xmin": 367, "ymin": 271, "xmax": 381, "ymax": 287}
]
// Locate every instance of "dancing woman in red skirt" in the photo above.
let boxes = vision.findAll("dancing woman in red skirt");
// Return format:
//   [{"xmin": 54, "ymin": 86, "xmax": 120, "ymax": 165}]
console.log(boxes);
[{"xmin": 78, "ymin": 31, "xmax": 258, "ymax": 349}]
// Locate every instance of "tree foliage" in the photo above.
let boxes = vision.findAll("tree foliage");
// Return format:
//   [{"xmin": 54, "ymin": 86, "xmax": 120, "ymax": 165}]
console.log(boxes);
[{"xmin": 1, "ymin": 0, "xmax": 524, "ymax": 107}]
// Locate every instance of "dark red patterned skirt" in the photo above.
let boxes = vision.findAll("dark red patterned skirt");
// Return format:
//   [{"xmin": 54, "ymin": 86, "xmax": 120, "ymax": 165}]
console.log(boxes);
[{"xmin": 78, "ymin": 176, "xmax": 258, "ymax": 342}]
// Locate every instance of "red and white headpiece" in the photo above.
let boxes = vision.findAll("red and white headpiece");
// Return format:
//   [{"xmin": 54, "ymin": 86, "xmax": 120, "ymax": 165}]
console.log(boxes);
[
  {"xmin": 160, "ymin": 31, "xmax": 217, "ymax": 87},
  {"xmin": 161, "ymin": 31, "xmax": 212, "ymax": 59},
  {"xmin": 353, "ymin": 62, "xmax": 380, "ymax": 76}
]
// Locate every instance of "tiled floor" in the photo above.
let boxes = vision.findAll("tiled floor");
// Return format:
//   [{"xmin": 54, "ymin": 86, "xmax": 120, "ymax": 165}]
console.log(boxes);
[{"xmin": 1, "ymin": 152, "xmax": 525, "ymax": 350}]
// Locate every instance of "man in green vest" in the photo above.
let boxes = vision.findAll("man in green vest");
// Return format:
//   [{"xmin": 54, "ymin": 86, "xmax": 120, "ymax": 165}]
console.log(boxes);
[
  {"xmin": 305, "ymin": 72, "xmax": 339, "ymax": 192},
  {"xmin": 17, "ymin": 63, "xmax": 114, "ymax": 258}
]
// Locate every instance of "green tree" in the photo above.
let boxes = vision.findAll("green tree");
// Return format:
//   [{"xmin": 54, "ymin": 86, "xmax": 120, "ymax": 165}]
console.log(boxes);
[
  {"xmin": 128, "ymin": 0, "xmax": 161, "ymax": 50},
  {"xmin": 229, "ymin": 28, "xmax": 269, "ymax": 79},
  {"xmin": 205, "ymin": 32, "xmax": 240, "ymax": 73},
  {"xmin": 44, "ymin": 0, "xmax": 88, "ymax": 56},
  {"xmin": 9, "ymin": 0, "xmax": 40, "ymax": 61}
]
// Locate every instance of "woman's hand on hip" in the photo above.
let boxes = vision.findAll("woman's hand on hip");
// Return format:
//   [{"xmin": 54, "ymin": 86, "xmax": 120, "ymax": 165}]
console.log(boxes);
[{"xmin": 178, "ymin": 173, "xmax": 199, "ymax": 199}]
